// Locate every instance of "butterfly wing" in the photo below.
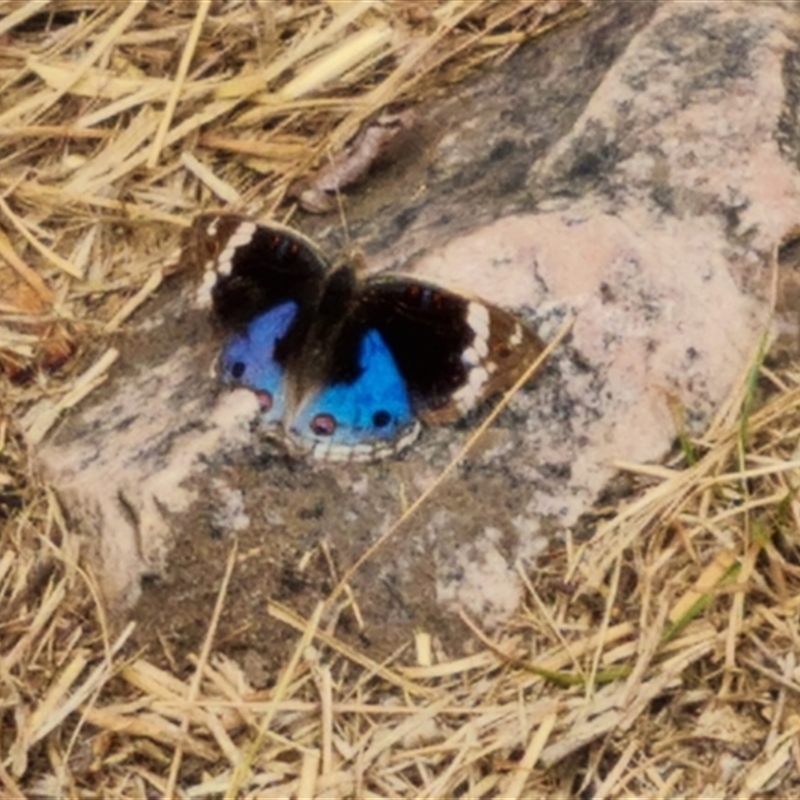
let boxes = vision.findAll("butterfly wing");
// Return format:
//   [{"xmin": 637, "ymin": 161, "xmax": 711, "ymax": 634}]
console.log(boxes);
[
  {"xmin": 287, "ymin": 326, "xmax": 420, "ymax": 460},
  {"xmin": 219, "ymin": 301, "xmax": 298, "ymax": 418},
  {"xmin": 349, "ymin": 277, "xmax": 544, "ymax": 423},
  {"xmin": 283, "ymin": 272, "xmax": 542, "ymax": 460},
  {"xmin": 185, "ymin": 215, "xmax": 329, "ymax": 422},
  {"xmin": 256, "ymin": 265, "xmax": 416, "ymax": 460}
]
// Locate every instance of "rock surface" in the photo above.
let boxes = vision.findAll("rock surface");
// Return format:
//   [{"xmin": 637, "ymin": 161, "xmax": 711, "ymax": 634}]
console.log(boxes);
[{"xmin": 36, "ymin": 1, "xmax": 800, "ymax": 664}]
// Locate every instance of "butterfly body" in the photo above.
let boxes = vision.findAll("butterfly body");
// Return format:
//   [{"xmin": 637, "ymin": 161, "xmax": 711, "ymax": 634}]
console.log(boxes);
[{"xmin": 185, "ymin": 214, "xmax": 543, "ymax": 461}]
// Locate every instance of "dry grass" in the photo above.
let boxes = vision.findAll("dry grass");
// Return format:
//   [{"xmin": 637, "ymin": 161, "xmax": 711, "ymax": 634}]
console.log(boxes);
[{"xmin": 2, "ymin": 1, "xmax": 799, "ymax": 797}]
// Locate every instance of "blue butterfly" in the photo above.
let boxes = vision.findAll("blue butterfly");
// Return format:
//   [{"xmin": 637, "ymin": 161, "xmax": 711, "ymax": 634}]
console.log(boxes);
[{"xmin": 186, "ymin": 215, "xmax": 543, "ymax": 461}]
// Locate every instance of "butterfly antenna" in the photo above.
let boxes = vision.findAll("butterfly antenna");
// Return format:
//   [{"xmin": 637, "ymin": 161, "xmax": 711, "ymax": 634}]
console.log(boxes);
[{"xmin": 321, "ymin": 143, "xmax": 351, "ymax": 249}]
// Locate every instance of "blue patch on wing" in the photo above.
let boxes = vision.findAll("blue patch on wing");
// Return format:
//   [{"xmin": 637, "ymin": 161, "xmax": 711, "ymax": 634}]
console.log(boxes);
[
  {"xmin": 290, "ymin": 329, "xmax": 415, "ymax": 452},
  {"xmin": 220, "ymin": 301, "xmax": 297, "ymax": 422}
]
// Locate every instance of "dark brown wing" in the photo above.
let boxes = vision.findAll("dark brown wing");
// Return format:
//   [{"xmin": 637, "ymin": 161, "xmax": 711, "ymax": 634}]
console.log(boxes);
[
  {"xmin": 182, "ymin": 214, "xmax": 329, "ymax": 328},
  {"xmin": 332, "ymin": 276, "xmax": 543, "ymax": 423}
]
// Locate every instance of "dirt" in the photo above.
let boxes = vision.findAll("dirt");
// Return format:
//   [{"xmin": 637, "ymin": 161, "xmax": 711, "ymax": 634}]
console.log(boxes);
[{"xmin": 129, "ymin": 434, "xmax": 530, "ymax": 680}]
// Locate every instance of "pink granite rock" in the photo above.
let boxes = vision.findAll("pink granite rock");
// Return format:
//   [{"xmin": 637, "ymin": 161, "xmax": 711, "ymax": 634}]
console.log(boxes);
[{"xmin": 35, "ymin": 1, "xmax": 800, "ymax": 654}]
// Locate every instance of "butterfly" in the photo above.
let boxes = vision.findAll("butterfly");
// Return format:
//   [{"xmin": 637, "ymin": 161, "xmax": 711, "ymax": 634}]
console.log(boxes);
[{"xmin": 184, "ymin": 214, "xmax": 544, "ymax": 461}]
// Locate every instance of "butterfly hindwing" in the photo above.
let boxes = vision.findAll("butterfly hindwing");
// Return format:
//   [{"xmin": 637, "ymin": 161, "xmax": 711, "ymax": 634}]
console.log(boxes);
[
  {"xmin": 219, "ymin": 301, "xmax": 298, "ymax": 422},
  {"xmin": 288, "ymin": 327, "xmax": 419, "ymax": 460}
]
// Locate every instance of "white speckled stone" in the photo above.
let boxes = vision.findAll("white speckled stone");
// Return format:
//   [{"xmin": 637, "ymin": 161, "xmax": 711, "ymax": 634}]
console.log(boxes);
[{"xmin": 35, "ymin": 1, "xmax": 800, "ymax": 624}]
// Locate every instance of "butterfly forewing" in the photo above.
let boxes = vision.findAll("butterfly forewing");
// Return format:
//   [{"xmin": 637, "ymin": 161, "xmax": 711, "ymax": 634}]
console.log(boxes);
[
  {"xmin": 343, "ymin": 277, "xmax": 544, "ymax": 423},
  {"xmin": 198, "ymin": 216, "xmax": 330, "ymax": 329}
]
